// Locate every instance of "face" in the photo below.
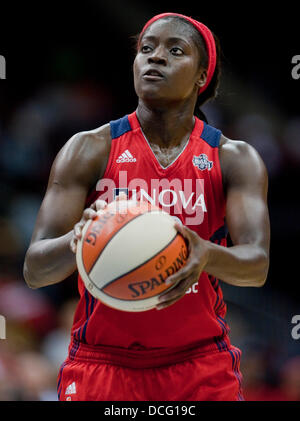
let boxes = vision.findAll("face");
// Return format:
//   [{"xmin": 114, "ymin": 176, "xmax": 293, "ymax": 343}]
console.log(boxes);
[{"xmin": 133, "ymin": 19, "xmax": 207, "ymax": 105}]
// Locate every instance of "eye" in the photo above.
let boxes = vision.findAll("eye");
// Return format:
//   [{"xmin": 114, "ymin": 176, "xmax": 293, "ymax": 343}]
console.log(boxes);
[
  {"xmin": 140, "ymin": 45, "xmax": 153, "ymax": 54},
  {"xmin": 170, "ymin": 47, "xmax": 184, "ymax": 56}
]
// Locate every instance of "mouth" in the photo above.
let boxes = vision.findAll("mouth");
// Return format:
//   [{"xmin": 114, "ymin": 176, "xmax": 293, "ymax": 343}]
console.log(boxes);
[{"xmin": 143, "ymin": 68, "xmax": 165, "ymax": 81}]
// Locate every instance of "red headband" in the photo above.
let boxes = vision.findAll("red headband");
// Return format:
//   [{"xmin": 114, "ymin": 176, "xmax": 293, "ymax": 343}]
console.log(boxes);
[{"xmin": 139, "ymin": 12, "xmax": 217, "ymax": 95}]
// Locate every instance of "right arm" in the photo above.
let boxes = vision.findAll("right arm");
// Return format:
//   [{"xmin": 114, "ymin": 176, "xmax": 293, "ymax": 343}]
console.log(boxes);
[{"xmin": 23, "ymin": 124, "xmax": 111, "ymax": 289}]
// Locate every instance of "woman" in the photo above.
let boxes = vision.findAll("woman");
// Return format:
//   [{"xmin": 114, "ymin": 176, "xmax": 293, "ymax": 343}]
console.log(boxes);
[{"xmin": 23, "ymin": 13, "xmax": 270, "ymax": 401}]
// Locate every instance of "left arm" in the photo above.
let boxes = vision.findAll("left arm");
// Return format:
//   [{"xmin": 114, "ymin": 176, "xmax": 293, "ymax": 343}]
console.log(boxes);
[{"xmin": 157, "ymin": 138, "xmax": 270, "ymax": 310}]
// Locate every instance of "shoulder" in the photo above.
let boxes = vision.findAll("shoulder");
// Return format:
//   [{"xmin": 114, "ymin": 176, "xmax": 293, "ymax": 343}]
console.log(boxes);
[
  {"xmin": 51, "ymin": 123, "xmax": 112, "ymax": 187},
  {"xmin": 64, "ymin": 123, "xmax": 111, "ymax": 162},
  {"xmin": 219, "ymin": 134, "xmax": 268, "ymax": 190},
  {"xmin": 219, "ymin": 134, "xmax": 260, "ymax": 164}
]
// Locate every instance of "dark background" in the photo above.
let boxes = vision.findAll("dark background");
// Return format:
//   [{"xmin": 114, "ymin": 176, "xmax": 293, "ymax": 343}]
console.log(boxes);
[{"xmin": 0, "ymin": 0, "xmax": 299, "ymax": 401}]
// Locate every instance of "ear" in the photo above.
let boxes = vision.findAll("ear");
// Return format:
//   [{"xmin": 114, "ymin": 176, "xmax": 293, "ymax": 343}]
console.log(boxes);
[{"xmin": 196, "ymin": 68, "xmax": 207, "ymax": 89}]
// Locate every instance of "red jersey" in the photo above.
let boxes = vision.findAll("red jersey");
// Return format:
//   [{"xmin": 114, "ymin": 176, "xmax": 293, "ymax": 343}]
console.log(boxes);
[{"xmin": 70, "ymin": 111, "xmax": 230, "ymax": 356}]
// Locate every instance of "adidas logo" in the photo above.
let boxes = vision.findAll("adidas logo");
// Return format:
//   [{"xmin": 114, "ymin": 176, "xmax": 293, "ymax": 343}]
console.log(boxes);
[
  {"xmin": 116, "ymin": 149, "xmax": 137, "ymax": 163},
  {"xmin": 65, "ymin": 381, "xmax": 76, "ymax": 395}
]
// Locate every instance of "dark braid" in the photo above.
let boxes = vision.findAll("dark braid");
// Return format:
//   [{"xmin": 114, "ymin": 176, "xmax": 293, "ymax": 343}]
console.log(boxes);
[{"xmin": 194, "ymin": 34, "xmax": 221, "ymax": 123}]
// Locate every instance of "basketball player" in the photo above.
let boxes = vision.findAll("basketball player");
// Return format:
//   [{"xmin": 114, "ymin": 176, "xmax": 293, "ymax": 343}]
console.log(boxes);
[{"xmin": 23, "ymin": 13, "xmax": 270, "ymax": 401}]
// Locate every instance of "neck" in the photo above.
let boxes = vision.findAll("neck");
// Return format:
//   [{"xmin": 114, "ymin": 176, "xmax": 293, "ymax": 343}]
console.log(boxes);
[{"xmin": 136, "ymin": 100, "xmax": 195, "ymax": 147}]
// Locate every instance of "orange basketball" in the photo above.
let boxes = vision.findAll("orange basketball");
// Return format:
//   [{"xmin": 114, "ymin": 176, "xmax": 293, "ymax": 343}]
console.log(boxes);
[{"xmin": 76, "ymin": 199, "xmax": 189, "ymax": 312}]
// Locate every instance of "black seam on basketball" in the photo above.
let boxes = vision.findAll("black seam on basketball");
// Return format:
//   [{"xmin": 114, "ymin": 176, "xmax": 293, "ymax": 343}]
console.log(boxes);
[
  {"xmin": 84, "ymin": 231, "xmax": 181, "ymax": 300},
  {"xmin": 82, "ymin": 209, "xmax": 151, "ymax": 276},
  {"xmin": 100, "ymin": 232, "xmax": 182, "ymax": 300}
]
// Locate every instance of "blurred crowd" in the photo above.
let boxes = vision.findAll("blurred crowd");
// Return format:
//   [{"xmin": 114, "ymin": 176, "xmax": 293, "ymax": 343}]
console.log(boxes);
[
  {"xmin": 0, "ymin": 59, "xmax": 300, "ymax": 400},
  {"xmin": 0, "ymin": 80, "xmax": 113, "ymax": 400}
]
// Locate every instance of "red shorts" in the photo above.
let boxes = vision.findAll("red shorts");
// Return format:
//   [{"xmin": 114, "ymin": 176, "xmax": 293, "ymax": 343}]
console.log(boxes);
[{"xmin": 57, "ymin": 340, "xmax": 244, "ymax": 401}]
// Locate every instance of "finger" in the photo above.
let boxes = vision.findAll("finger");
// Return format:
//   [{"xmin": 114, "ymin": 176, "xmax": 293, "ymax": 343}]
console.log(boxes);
[
  {"xmin": 115, "ymin": 192, "xmax": 128, "ymax": 201},
  {"xmin": 174, "ymin": 222, "xmax": 196, "ymax": 246},
  {"xmin": 174, "ymin": 221, "xmax": 186, "ymax": 233},
  {"xmin": 159, "ymin": 276, "xmax": 192, "ymax": 304},
  {"xmin": 95, "ymin": 199, "xmax": 108, "ymax": 212},
  {"xmin": 157, "ymin": 275, "xmax": 196, "ymax": 310},
  {"xmin": 74, "ymin": 222, "xmax": 84, "ymax": 239},
  {"xmin": 165, "ymin": 261, "xmax": 194, "ymax": 286},
  {"xmin": 82, "ymin": 208, "xmax": 98, "ymax": 221},
  {"xmin": 70, "ymin": 236, "xmax": 77, "ymax": 254},
  {"xmin": 156, "ymin": 293, "xmax": 185, "ymax": 311}
]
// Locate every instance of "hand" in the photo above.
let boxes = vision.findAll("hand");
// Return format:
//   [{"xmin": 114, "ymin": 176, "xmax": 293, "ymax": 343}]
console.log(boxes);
[
  {"xmin": 70, "ymin": 192, "xmax": 128, "ymax": 253},
  {"xmin": 156, "ymin": 222, "xmax": 209, "ymax": 310}
]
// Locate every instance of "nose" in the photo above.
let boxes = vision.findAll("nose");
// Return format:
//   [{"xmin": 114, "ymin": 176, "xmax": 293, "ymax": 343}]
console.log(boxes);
[{"xmin": 148, "ymin": 46, "xmax": 167, "ymax": 66}]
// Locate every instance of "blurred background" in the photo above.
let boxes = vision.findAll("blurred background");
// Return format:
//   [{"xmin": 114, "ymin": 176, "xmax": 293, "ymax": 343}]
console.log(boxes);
[{"xmin": 0, "ymin": 0, "xmax": 299, "ymax": 401}]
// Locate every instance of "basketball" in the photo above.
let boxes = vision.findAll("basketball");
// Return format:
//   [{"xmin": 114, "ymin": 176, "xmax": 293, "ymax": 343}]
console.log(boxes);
[{"xmin": 76, "ymin": 199, "xmax": 189, "ymax": 312}]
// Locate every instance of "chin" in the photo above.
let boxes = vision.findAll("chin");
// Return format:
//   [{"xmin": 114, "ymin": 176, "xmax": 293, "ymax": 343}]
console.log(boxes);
[{"xmin": 136, "ymin": 87, "xmax": 179, "ymax": 106}]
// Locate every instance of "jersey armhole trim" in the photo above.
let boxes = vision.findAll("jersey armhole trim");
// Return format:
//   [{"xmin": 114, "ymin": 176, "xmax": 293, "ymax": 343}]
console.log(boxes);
[
  {"xmin": 200, "ymin": 122, "xmax": 222, "ymax": 148},
  {"xmin": 110, "ymin": 115, "xmax": 132, "ymax": 139},
  {"xmin": 100, "ymin": 115, "xmax": 132, "ymax": 180}
]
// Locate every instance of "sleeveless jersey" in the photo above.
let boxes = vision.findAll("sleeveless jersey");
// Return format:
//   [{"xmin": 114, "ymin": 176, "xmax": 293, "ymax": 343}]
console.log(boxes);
[{"xmin": 70, "ymin": 111, "xmax": 230, "ymax": 354}]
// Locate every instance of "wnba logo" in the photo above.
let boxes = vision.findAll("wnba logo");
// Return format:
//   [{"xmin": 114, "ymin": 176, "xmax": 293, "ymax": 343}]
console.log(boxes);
[
  {"xmin": 0, "ymin": 315, "xmax": 6, "ymax": 339},
  {"xmin": 0, "ymin": 55, "xmax": 6, "ymax": 79}
]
